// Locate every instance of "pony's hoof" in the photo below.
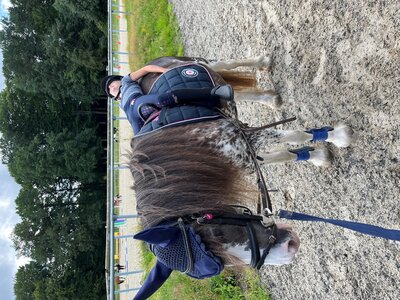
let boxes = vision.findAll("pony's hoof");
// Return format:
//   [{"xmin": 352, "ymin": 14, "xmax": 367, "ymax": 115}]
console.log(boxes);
[
  {"xmin": 262, "ymin": 93, "xmax": 282, "ymax": 109},
  {"xmin": 270, "ymin": 94, "xmax": 282, "ymax": 109},
  {"xmin": 327, "ymin": 124, "xmax": 354, "ymax": 148},
  {"xmin": 256, "ymin": 55, "xmax": 272, "ymax": 70},
  {"xmin": 309, "ymin": 148, "xmax": 332, "ymax": 167}
]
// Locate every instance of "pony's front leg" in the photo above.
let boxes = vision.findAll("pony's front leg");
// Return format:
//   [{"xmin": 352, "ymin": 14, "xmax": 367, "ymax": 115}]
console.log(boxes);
[
  {"xmin": 279, "ymin": 124, "xmax": 354, "ymax": 148},
  {"xmin": 259, "ymin": 147, "xmax": 332, "ymax": 167},
  {"xmin": 208, "ymin": 55, "xmax": 271, "ymax": 71},
  {"xmin": 250, "ymin": 124, "xmax": 353, "ymax": 148},
  {"xmin": 235, "ymin": 90, "xmax": 282, "ymax": 108},
  {"xmin": 247, "ymin": 124, "xmax": 353, "ymax": 166}
]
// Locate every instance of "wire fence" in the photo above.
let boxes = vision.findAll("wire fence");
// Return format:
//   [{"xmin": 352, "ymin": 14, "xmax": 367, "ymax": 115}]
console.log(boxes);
[{"xmin": 106, "ymin": 1, "xmax": 143, "ymax": 299}]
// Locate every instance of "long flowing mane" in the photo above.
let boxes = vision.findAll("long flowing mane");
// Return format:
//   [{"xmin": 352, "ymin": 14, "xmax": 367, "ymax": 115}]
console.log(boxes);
[{"xmin": 128, "ymin": 121, "xmax": 257, "ymax": 262}]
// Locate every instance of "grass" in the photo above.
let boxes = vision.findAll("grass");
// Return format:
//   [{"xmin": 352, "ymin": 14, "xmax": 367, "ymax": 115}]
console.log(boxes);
[
  {"xmin": 120, "ymin": 0, "xmax": 270, "ymax": 298},
  {"xmin": 125, "ymin": 0, "xmax": 184, "ymax": 70}
]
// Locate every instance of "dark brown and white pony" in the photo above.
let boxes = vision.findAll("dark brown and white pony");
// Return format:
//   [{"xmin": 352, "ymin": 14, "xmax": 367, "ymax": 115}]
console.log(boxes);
[{"xmin": 128, "ymin": 56, "xmax": 353, "ymax": 267}]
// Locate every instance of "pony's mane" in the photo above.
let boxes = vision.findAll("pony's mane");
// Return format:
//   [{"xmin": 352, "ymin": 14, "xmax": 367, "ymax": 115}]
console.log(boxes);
[{"xmin": 128, "ymin": 121, "xmax": 257, "ymax": 264}]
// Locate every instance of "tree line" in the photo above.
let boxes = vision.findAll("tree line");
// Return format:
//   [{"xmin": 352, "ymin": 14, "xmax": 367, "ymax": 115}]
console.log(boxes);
[{"xmin": 0, "ymin": 0, "xmax": 108, "ymax": 298}]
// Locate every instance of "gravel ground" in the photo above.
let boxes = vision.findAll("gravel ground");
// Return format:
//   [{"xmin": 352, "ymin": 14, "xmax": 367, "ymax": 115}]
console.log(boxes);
[{"xmin": 170, "ymin": 1, "xmax": 400, "ymax": 299}]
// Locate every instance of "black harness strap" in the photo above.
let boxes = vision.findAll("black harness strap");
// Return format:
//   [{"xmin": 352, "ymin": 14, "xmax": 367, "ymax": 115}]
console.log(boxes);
[
  {"xmin": 246, "ymin": 222, "xmax": 261, "ymax": 268},
  {"xmin": 195, "ymin": 213, "xmax": 263, "ymax": 225},
  {"xmin": 243, "ymin": 117, "xmax": 297, "ymax": 133},
  {"xmin": 202, "ymin": 112, "xmax": 297, "ymax": 269},
  {"xmin": 255, "ymin": 224, "xmax": 278, "ymax": 269}
]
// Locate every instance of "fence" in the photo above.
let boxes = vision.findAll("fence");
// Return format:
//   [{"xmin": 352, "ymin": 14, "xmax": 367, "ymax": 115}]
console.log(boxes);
[{"xmin": 106, "ymin": 1, "xmax": 143, "ymax": 299}]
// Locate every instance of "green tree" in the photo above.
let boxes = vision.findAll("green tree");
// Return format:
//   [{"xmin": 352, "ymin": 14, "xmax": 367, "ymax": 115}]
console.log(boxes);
[
  {"xmin": 1, "ymin": 0, "xmax": 108, "ymax": 298},
  {"xmin": 14, "ymin": 262, "xmax": 49, "ymax": 300},
  {"xmin": 8, "ymin": 127, "xmax": 101, "ymax": 186}
]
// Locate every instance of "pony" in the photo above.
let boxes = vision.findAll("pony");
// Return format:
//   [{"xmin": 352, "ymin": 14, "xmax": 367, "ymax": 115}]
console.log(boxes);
[{"xmin": 128, "ymin": 56, "xmax": 353, "ymax": 272}]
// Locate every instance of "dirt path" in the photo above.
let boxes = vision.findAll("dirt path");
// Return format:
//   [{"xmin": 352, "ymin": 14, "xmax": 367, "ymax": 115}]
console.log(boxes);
[{"xmin": 169, "ymin": 1, "xmax": 400, "ymax": 299}]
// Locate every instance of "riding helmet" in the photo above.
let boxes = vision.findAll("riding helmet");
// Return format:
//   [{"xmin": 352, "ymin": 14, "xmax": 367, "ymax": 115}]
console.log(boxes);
[{"xmin": 101, "ymin": 75, "xmax": 123, "ymax": 98}]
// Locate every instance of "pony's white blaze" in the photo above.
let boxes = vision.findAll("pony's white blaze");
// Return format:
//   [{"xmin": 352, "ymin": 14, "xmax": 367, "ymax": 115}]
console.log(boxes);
[
  {"xmin": 223, "ymin": 223, "xmax": 300, "ymax": 266},
  {"xmin": 263, "ymin": 234, "xmax": 300, "ymax": 265}
]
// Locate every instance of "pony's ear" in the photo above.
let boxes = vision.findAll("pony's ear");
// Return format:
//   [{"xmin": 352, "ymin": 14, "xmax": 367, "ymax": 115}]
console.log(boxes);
[{"xmin": 134, "ymin": 226, "xmax": 180, "ymax": 247}]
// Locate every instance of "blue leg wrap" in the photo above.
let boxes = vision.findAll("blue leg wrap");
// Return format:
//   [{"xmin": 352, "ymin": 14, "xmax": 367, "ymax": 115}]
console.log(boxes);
[
  {"xmin": 289, "ymin": 146, "xmax": 314, "ymax": 161},
  {"xmin": 306, "ymin": 126, "xmax": 333, "ymax": 142}
]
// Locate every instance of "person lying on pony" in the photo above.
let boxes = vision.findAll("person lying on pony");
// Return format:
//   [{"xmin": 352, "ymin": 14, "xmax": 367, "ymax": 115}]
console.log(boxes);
[{"xmin": 101, "ymin": 65, "xmax": 233, "ymax": 134}]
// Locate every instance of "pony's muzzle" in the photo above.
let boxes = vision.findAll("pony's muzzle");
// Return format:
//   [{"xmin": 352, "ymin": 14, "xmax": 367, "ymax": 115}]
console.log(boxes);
[{"xmin": 263, "ymin": 223, "xmax": 300, "ymax": 265}]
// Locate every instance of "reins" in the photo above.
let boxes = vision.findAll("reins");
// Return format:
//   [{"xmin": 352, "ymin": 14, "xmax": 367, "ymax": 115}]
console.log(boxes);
[{"xmin": 277, "ymin": 210, "xmax": 400, "ymax": 241}]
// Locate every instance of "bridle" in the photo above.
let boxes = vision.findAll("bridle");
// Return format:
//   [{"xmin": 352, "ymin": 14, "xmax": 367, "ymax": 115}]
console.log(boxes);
[{"xmin": 185, "ymin": 208, "xmax": 278, "ymax": 270}]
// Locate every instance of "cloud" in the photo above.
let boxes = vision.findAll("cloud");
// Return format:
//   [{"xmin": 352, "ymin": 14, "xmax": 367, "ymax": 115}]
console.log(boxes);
[
  {"xmin": 0, "ymin": 5, "xmax": 25, "ymax": 297},
  {"xmin": 0, "ymin": 163, "xmax": 23, "ymax": 299},
  {"xmin": 0, "ymin": 258, "xmax": 15, "ymax": 300},
  {"xmin": 1, "ymin": 0, "xmax": 12, "ymax": 12}
]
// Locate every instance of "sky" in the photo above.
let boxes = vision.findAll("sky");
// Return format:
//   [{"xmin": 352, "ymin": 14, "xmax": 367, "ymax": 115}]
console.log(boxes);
[{"xmin": 1, "ymin": 1, "xmax": 30, "ymax": 300}]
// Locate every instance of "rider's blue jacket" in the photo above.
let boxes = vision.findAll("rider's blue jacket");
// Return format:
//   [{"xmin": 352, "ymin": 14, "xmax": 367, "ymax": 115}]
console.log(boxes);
[{"xmin": 120, "ymin": 75, "xmax": 160, "ymax": 134}]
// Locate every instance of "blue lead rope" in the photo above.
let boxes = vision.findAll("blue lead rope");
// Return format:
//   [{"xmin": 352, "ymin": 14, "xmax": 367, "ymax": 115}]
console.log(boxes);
[{"xmin": 278, "ymin": 210, "xmax": 400, "ymax": 241}]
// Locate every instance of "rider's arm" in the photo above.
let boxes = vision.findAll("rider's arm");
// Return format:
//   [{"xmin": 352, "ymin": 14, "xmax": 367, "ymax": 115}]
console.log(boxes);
[
  {"xmin": 122, "ymin": 93, "xmax": 160, "ymax": 134},
  {"xmin": 129, "ymin": 65, "xmax": 168, "ymax": 81},
  {"xmin": 121, "ymin": 65, "xmax": 168, "ymax": 106}
]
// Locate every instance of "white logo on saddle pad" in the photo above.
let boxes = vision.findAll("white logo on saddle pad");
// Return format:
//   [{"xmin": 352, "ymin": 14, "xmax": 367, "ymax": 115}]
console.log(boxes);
[{"xmin": 181, "ymin": 68, "xmax": 198, "ymax": 78}]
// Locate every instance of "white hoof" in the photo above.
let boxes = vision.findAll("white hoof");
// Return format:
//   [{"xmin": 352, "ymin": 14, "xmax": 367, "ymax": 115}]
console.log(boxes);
[
  {"xmin": 255, "ymin": 55, "xmax": 272, "ymax": 69},
  {"xmin": 269, "ymin": 94, "xmax": 282, "ymax": 108},
  {"xmin": 259, "ymin": 92, "xmax": 282, "ymax": 109},
  {"xmin": 309, "ymin": 148, "xmax": 332, "ymax": 167},
  {"xmin": 327, "ymin": 124, "xmax": 354, "ymax": 148}
]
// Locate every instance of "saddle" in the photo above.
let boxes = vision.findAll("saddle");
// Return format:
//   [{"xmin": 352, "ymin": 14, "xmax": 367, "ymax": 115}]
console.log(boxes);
[
  {"xmin": 136, "ymin": 63, "xmax": 223, "ymax": 137},
  {"xmin": 136, "ymin": 105, "xmax": 222, "ymax": 137}
]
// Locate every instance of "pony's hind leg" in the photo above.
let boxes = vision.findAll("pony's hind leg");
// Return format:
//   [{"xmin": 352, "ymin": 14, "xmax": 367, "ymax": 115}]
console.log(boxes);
[
  {"xmin": 259, "ymin": 147, "xmax": 332, "ymax": 167},
  {"xmin": 235, "ymin": 90, "xmax": 282, "ymax": 109},
  {"xmin": 208, "ymin": 56, "xmax": 282, "ymax": 107},
  {"xmin": 208, "ymin": 56, "xmax": 278, "ymax": 102},
  {"xmin": 208, "ymin": 55, "xmax": 271, "ymax": 71}
]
